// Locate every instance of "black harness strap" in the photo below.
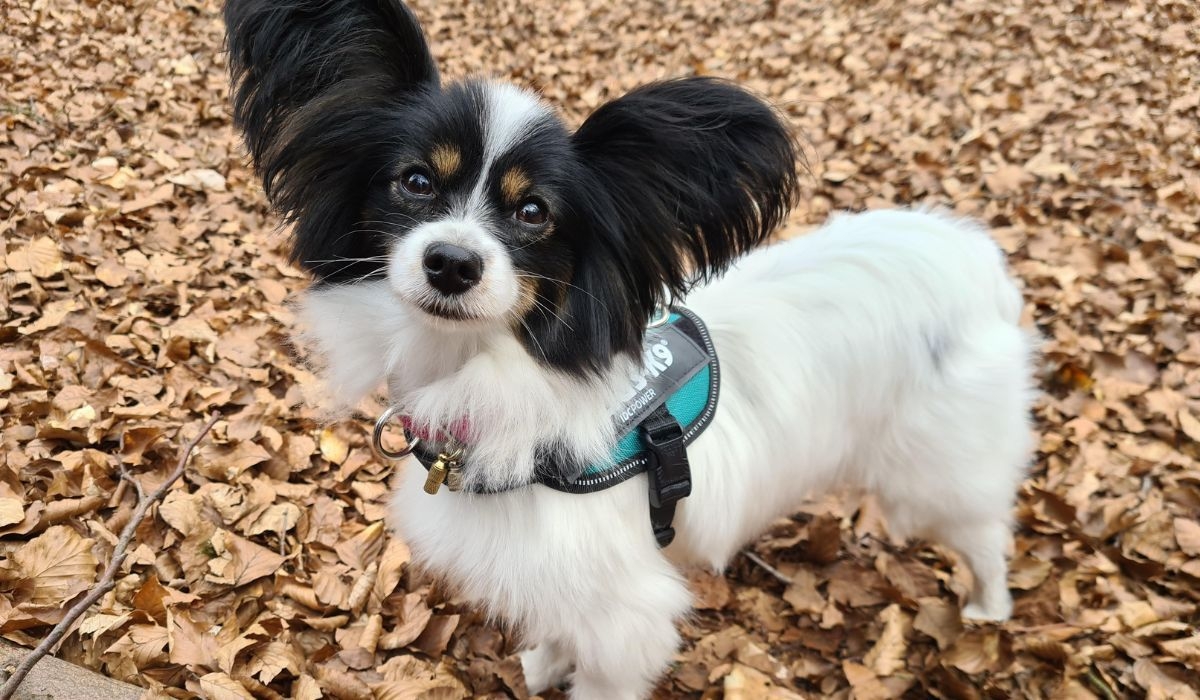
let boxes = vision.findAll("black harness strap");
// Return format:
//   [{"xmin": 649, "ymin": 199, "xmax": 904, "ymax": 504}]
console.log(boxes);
[{"xmin": 640, "ymin": 403, "xmax": 692, "ymax": 548}]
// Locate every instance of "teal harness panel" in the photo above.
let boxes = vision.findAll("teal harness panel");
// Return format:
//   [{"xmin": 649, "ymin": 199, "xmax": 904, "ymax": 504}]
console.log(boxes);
[
  {"xmin": 591, "ymin": 364, "xmax": 712, "ymax": 472},
  {"xmin": 546, "ymin": 306, "xmax": 720, "ymax": 494}
]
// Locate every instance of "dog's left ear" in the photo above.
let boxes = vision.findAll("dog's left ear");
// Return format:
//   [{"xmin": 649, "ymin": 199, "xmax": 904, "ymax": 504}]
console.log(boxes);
[{"xmin": 573, "ymin": 77, "xmax": 799, "ymax": 306}]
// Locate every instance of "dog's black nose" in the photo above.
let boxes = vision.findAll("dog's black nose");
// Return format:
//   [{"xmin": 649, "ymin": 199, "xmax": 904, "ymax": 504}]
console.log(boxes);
[{"xmin": 423, "ymin": 243, "xmax": 483, "ymax": 295}]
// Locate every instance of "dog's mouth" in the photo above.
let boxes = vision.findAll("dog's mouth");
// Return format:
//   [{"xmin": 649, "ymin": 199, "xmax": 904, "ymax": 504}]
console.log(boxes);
[
  {"xmin": 420, "ymin": 301, "xmax": 476, "ymax": 321},
  {"xmin": 409, "ymin": 293, "xmax": 486, "ymax": 323}
]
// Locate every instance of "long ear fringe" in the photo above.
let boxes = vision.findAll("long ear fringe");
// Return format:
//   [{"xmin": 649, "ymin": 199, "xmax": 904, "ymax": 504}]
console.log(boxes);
[
  {"xmin": 224, "ymin": 0, "xmax": 437, "ymax": 165},
  {"xmin": 573, "ymin": 77, "xmax": 799, "ymax": 304},
  {"xmin": 223, "ymin": 0, "xmax": 438, "ymax": 268}
]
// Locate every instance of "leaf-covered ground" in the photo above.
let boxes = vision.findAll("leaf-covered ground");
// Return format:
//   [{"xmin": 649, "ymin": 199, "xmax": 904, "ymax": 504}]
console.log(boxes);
[{"xmin": 2, "ymin": 0, "xmax": 1199, "ymax": 697}]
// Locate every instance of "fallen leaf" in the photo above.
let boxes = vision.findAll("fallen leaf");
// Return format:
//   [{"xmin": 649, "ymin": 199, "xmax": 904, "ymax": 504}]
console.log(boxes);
[
  {"xmin": 246, "ymin": 502, "xmax": 301, "ymax": 536},
  {"xmin": 206, "ymin": 530, "xmax": 286, "ymax": 587},
  {"xmin": 198, "ymin": 672, "xmax": 255, "ymax": 700},
  {"xmin": 1175, "ymin": 518, "xmax": 1200, "ymax": 556},
  {"xmin": 7, "ymin": 525, "xmax": 97, "ymax": 605},
  {"xmin": 168, "ymin": 168, "xmax": 227, "ymax": 192},
  {"xmin": 864, "ymin": 603, "xmax": 910, "ymax": 676},
  {"xmin": 723, "ymin": 663, "xmax": 805, "ymax": 700}
]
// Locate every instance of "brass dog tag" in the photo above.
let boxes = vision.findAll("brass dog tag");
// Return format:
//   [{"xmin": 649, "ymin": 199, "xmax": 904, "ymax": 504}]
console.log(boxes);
[
  {"xmin": 424, "ymin": 451, "xmax": 463, "ymax": 495},
  {"xmin": 424, "ymin": 457, "xmax": 449, "ymax": 494}
]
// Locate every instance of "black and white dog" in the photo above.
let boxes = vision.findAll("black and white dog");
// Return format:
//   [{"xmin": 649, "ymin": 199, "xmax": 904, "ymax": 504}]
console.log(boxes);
[{"xmin": 225, "ymin": 1, "xmax": 1036, "ymax": 696}]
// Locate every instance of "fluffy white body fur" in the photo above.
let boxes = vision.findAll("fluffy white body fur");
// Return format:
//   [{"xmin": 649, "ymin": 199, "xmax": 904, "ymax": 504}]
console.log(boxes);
[{"xmin": 300, "ymin": 209, "xmax": 1036, "ymax": 699}]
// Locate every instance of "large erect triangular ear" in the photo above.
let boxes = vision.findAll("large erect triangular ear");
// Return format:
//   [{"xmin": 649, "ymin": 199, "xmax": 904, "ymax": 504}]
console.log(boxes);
[
  {"xmin": 224, "ymin": 0, "xmax": 438, "ymax": 270},
  {"xmin": 572, "ymin": 77, "xmax": 798, "ymax": 307}
]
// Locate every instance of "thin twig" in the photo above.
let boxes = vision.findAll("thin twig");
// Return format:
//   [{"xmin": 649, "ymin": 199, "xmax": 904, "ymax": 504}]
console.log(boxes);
[
  {"xmin": 0, "ymin": 412, "xmax": 219, "ymax": 700},
  {"xmin": 1083, "ymin": 666, "xmax": 1119, "ymax": 700},
  {"xmin": 742, "ymin": 550, "xmax": 794, "ymax": 586}
]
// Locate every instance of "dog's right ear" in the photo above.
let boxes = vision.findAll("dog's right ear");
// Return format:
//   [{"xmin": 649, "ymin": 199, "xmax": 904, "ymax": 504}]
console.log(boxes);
[{"xmin": 224, "ymin": 0, "xmax": 438, "ymax": 270}]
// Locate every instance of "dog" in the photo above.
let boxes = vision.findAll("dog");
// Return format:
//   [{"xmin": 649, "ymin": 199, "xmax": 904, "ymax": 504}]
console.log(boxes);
[{"xmin": 224, "ymin": 0, "xmax": 1037, "ymax": 697}]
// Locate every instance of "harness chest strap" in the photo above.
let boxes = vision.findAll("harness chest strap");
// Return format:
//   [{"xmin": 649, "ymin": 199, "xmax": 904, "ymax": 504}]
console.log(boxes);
[
  {"xmin": 378, "ymin": 306, "xmax": 720, "ymax": 548},
  {"xmin": 640, "ymin": 403, "xmax": 693, "ymax": 548}
]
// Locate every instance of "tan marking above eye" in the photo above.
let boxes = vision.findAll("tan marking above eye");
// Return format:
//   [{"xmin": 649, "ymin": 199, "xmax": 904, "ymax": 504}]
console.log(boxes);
[
  {"xmin": 500, "ymin": 168, "xmax": 531, "ymax": 205},
  {"xmin": 429, "ymin": 145, "xmax": 461, "ymax": 178}
]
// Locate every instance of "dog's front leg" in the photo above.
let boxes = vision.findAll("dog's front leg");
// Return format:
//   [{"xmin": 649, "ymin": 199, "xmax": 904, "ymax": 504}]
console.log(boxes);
[
  {"xmin": 519, "ymin": 639, "xmax": 572, "ymax": 695},
  {"xmin": 563, "ymin": 570, "xmax": 688, "ymax": 700}
]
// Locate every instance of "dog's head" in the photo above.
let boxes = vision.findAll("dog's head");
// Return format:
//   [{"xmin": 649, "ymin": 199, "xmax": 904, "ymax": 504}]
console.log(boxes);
[{"xmin": 226, "ymin": 0, "xmax": 798, "ymax": 377}]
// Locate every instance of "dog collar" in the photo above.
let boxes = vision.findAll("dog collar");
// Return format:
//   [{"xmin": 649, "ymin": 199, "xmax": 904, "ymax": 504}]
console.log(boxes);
[{"xmin": 375, "ymin": 306, "xmax": 720, "ymax": 547}]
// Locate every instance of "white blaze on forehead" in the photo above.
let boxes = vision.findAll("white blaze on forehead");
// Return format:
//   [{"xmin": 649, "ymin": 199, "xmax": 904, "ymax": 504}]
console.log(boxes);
[
  {"xmin": 457, "ymin": 83, "xmax": 549, "ymax": 219},
  {"xmin": 482, "ymin": 82, "xmax": 549, "ymax": 164}
]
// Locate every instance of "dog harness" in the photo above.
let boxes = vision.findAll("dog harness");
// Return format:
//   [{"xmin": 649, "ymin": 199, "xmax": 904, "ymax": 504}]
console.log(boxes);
[{"xmin": 373, "ymin": 307, "xmax": 720, "ymax": 548}]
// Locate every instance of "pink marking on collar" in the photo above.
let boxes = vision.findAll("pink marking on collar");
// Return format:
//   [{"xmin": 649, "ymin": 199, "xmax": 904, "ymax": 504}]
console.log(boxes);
[{"xmin": 400, "ymin": 415, "xmax": 471, "ymax": 445}]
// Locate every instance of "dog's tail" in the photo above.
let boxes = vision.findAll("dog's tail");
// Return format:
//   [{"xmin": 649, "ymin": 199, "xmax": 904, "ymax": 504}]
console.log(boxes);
[
  {"xmin": 920, "ymin": 206, "xmax": 1024, "ymax": 326},
  {"xmin": 990, "ymin": 249, "xmax": 1023, "ymax": 326}
]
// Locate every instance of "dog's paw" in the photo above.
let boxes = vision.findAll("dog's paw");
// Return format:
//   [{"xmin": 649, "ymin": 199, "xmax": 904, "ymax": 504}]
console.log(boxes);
[
  {"xmin": 520, "ymin": 644, "xmax": 572, "ymax": 695},
  {"xmin": 962, "ymin": 599, "xmax": 1012, "ymax": 622}
]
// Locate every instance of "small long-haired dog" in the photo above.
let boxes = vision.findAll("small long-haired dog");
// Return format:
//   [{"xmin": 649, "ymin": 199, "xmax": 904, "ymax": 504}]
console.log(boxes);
[{"xmin": 225, "ymin": 0, "xmax": 1036, "ymax": 697}]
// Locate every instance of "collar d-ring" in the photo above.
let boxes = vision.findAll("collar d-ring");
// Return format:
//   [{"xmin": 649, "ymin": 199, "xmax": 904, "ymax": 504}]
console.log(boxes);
[
  {"xmin": 372, "ymin": 405, "xmax": 419, "ymax": 460},
  {"xmin": 647, "ymin": 305, "xmax": 670, "ymax": 328}
]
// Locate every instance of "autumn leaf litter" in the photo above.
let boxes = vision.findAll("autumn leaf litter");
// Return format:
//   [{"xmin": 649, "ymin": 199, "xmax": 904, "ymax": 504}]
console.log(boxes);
[{"xmin": 2, "ymin": 0, "xmax": 1199, "ymax": 698}]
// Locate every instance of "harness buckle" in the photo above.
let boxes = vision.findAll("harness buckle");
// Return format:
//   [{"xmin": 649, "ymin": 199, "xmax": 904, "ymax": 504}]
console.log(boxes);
[{"xmin": 640, "ymin": 405, "xmax": 692, "ymax": 547}]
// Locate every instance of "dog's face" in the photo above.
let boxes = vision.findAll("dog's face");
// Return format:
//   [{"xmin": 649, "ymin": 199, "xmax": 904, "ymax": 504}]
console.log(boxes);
[
  {"xmin": 225, "ymin": 0, "xmax": 797, "ymax": 376},
  {"xmin": 358, "ymin": 82, "xmax": 583, "ymax": 330}
]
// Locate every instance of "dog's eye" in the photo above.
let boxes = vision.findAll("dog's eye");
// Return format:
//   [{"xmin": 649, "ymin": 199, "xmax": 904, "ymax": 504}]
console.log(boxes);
[
  {"xmin": 400, "ymin": 168, "xmax": 435, "ymax": 197},
  {"xmin": 515, "ymin": 199, "xmax": 548, "ymax": 226}
]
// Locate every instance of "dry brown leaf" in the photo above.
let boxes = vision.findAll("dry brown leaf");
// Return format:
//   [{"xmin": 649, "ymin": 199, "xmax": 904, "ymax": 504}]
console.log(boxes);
[
  {"xmin": 347, "ymin": 561, "xmax": 378, "ymax": 615},
  {"xmin": 1174, "ymin": 518, "xmax": 1200, "ymax": 557},
  {"xmin": 381, "ymin": 593, "xmax": 435, "ymax": 650},
  {"xmin": 319, "ymin": 427, "xmax": 350, "ymax": 465},
  {"xmin": 913, "ymin": 597, "xmax": 963, "ymax": 650},
  {"xmin": 293, "ymin": 675, "xmax": 323, "ymax": 700},
  {"xmin": 1133, "ymin": 658, "xmax": 1200, "ymax": 700},
  {"xmin": 80, "ymin": 612, "xmax": 132, "ymax": 638},
  {"xmin": 197, "ymin": 672, "xmax": 256, "ymax": 700},
  {"xmin": 841, "ymin": 661, "xmax": 891, "ymax": 700},
  {"xmin": 6, "ymin": 236, "xmax": 64, "ymax": 278},
  {"xmin": 0, "ymin": 497, "xmax": 24, "ymax": 528},
  {"xmin": 370, "ymin": 663, "xmax": 470, "ymax": 700},
  {"xmin": 196, "ymin": 442, "xmax": 273, "ymax": 481},
  {"xmin": 245, "ymin": 641, "xmax": 303, "ymax": 685},
  {"xmin": 313, "ymin": 664, "xmax": 372, "ymax": 699},
  {"xmin": 782, "ymin": 568, "xmax": 824, "ymax": 615},
  {"xmin": 106, "ymin": 624, "xmax": 170, "ymax": 668},
  {"xmin": 6, "ymin": 525, "xmax": 97, "ymax": 605},
  {"xmin": 942, "ymin": 629, "xmax": 1013, "ymax": 675},
  {"xmin": 1178, "ymin": 409, "xmax": 1200, "ymax": 443},
  {"xmin": 864, "ymin": 604, "xmax": 910, "ymax": 677},
  {"xmin": 159, "ymin": 490, "xmax": 206, "ymax": 536},
  {"xmin": 168, "ymin": 168, "xmax": 227, "ymax": 192},
  {"xmin": 132, "ymin": 573, "xmax": 170, "ymax": 623},
  {"xmin": 313, "ymin": 568, "xmax": 349, "ymax": 608},
  {"xmin": 335, "ymin": 521, "xmax": 386, "ymax": 571},
  {"xmin": 413, "ymin": 614, "xmax": 460, "ymax": 658},
  {"xmin": 722, "ymin": 663, "xmax": 804, "ymax": 700},
  {"xmin": 372, "ymin": 537, "xmax": 411, "ymax": 608},
  {"xmin": 169, "ymin": 609, "xmax": 222, "ymax": 668},
  {"xmin": 245, "ymin": 502, "xmax": 301, "ymax": 537},
  {"xmin": 206, "ymin": 530, "xmax": 286, "ymax": 587}
]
